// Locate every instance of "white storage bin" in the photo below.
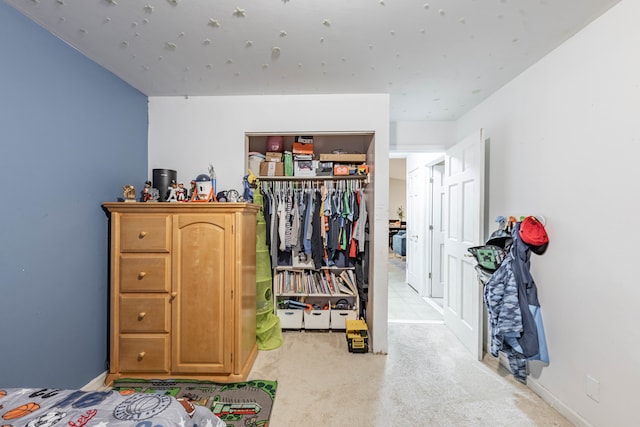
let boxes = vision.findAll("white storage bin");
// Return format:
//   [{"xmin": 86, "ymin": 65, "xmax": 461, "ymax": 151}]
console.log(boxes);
[
  {"xmin": 248, "ymin": 152, "xmax": 266, "ymax": 176},
  {"xmin": 277, "ymin": 309, "xmax": 303, "ymax": 329},
  {"xmin": 330, "ymin": 309, "xmax": 357, "ymax": 330},
  {"xmin": 303, "ymin": 309, "xmax": 330, "ymax": 329}
]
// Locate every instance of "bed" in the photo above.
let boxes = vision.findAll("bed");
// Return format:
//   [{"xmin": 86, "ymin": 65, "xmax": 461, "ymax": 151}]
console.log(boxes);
[{"xmin": 0, "ymin": 387, "xmax": 226, "ymax": 427}]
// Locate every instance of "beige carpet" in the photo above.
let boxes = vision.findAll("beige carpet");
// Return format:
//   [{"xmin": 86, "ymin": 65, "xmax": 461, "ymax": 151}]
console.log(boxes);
[
  {"xmin": 248, "ymin": 325, "xmax": 572, "ymax": 427},
  {"xmin": 248, "ymin": 257, "xmax": 572, "ymax": 426}
]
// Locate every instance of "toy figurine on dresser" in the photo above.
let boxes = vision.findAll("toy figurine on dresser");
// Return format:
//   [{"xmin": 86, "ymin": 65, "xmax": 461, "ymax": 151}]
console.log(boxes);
[
  {"xmin": 191, "ymin": 173, "xmax": 216, "ymax": 202},
  {"xmin": 122, "ymin": 185, "xmax": 136, "ymax": 202},
  {"xmin": 176, "ymin": 183, "xmax": 187, "ymax": 201},
  {"xmin": 142, "ymin": 181, "xmax": 152, "ymax": 202},
  {"xmin": 166, "ymin": 180, "xmax": 179, "ymax": 202}
]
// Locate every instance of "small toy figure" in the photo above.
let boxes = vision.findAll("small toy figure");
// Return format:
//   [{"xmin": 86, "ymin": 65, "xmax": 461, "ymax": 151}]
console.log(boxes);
[
  {"xmin": 148, "ymin": 187, "xmax": 160, "ymax": 202},
  {"xmin": 192, "ymin": 174, "xmax": 216, "ymax": 202},
  {"xmin": 166, "ymin": 180, "xmax": 178, "ymax": 202},
  {"xmin": 122, "ymin": 185, "xmax": 136, "ymax": 202},
  {"xmin": 189, "ymin": 180, "xmax": 197, "ymax": 201},
  {"xmin": 243, "ymin": 174, "xmax": 253, "ymax": 203},
  {"xmin": 142, "ymin": 180, "xmax": 152, "ymax": 202},
  {"xmin": 176, "ymin": 183, "xmax": 187, "ymax": 202}
]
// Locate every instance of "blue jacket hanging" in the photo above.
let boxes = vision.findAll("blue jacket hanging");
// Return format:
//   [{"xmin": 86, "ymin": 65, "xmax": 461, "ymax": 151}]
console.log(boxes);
[{"xmin": 484, "ymin": 222, "xmax": 549, "ymax": 383}]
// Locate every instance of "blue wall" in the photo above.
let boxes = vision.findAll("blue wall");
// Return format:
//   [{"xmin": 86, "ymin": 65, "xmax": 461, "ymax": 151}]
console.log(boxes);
[{"xmin": 0, "ymin": 3, "xmax": 148, "ymax": 388}]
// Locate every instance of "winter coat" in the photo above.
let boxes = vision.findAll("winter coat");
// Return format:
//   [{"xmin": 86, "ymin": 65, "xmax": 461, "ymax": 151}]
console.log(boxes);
[{"xmin": 483, "ymin": 222, "xmax": 549, "ymax": 383}]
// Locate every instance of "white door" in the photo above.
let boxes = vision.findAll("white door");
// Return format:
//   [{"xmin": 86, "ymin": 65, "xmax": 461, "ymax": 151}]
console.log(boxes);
[
  {"xmin": 443, "ymin": 130, "xmax": 485, "ymax": 360},
  {"xmin": 406, "ymin": 165, "xmax": 426, "ymax": 293},
  {"xmin": 430, "ymin": 162, "xmax": 445, "ymax": 298}
]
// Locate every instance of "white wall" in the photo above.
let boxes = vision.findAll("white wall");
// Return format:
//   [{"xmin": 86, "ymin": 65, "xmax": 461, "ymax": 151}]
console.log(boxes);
[
  {"xmin": 148, "ymin": 94, "xmax": 391, "ymax": 353},
  {"xmin": 388, "ymin": 178, "xmax": 406, "ymax": 222},
  {"xmin": 390, "ymin": 120, "xmax": 455, "ymax": 152},
  {"xmin": 457, "ymin": 1, "xmax": 639, "ymax": 425}
]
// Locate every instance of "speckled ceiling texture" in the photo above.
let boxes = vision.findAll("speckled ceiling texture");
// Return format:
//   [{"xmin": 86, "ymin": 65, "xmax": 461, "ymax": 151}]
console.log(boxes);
[{"xmin": 6, "ymin": 0, "xmax": 620, "ymax": 121}]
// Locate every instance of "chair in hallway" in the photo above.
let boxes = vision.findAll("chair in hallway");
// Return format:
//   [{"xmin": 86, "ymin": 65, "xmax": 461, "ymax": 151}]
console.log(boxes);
[{"xmin": 392, "ymin": 230, "xmax": 406, "ymax": 256}]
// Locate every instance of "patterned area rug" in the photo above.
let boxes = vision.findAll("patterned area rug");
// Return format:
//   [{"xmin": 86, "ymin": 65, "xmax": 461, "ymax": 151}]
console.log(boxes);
[{"xmin": 112, "ymin": 378, "xmax": 276, "ymax": 427}]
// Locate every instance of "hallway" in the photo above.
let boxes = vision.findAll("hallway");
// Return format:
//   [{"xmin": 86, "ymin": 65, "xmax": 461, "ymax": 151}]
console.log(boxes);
[{"xmin": 388, "ymin": 252, "xmax": 444, "ymax": 323}]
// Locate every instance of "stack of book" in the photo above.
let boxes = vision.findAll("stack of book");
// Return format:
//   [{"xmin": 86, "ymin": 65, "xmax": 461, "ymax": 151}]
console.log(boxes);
[{"xmin": 274, "ymin": 269, "xmax": 357, "ymax": 296}]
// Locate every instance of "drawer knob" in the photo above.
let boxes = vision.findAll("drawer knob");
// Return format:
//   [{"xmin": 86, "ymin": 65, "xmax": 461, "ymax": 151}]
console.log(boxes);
[
  {"xmin": 170, "ymin": 292, "xmax": 177, "ymax": 299},
  {"xmin": 138, "ymin": 231, "xmax": 147, "ymax": 239},
  {"xmin": 137, "ymin": 351, "xmax": 146, "ymax": 360},
  {"xmin": 137, "ymin": 271, "xmax": 147, "ymax": 279},
  {"xmin": 138, "ymin": 312, "xmax": 146, "ymax": 320}
]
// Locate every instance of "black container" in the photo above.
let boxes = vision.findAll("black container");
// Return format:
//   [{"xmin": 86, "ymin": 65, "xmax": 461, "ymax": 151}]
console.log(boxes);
[{"xmin": 152, "ymin": 169, "xmax": 177, "ymax": 202}]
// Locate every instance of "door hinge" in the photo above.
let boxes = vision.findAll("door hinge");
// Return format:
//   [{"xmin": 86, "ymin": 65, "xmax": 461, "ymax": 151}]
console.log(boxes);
[
  {"xmin": 231, "ymin": 223, "xmax": 235, "ymax": 234},
  {"xmin": 429, "ymin": 177, "xmax": 434, "ymax": 183},
  {"xmin": 428, "ymin": 272, "xmax": 432, "ymax": 279}
]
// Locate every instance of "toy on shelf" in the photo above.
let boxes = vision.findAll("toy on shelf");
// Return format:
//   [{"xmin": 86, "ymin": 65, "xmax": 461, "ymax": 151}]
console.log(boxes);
[
  {"xmin": 176, "ymin": 183, "xmax": 187, "ymax": 202},
  {"xmin": 191, "ymin": 174, "xmax": 217, "ymax": 202},
  {"xmin": 122, "ymin": 184, "xmax": 136, "ymax": 203},
  {"xmin": 142, "ymin": 180, "xmax": 152, "ymax": 202},
  {"xmin": 166, "ymin": 180, "xmax": 179, "ymax": 202}
]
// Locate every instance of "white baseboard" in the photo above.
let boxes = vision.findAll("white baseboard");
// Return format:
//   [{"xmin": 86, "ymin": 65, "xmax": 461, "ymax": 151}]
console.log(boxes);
[
  {"xmin": 81, "ymin": 371, "xmax": 108, "ymax": 391},
  {"xmin": 486, "ymin": 354, "xmax": 593, "ymax": 427},
  {"xmin": 527, "ymin": 377, "xmax": 593, "ymax": 427}
]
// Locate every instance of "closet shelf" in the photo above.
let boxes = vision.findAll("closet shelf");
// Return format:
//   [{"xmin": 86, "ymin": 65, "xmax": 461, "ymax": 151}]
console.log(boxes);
[
  {"xmin": 258, "ymin": 175, "xmax": 368, "ymax": 181},
  {"xmin": 275, "ymin": 266, "xmax": 356, "ymax": 271},
  {"xmin": 278, "ymin": 292, "xmax": 350, "ymax": 298}
]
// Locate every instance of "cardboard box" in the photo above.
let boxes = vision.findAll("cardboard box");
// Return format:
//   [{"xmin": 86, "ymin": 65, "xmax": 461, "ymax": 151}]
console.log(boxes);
[
  {"xmin": 295, "ymin": 135, "xmax": 314, "ymax": 143},
  {"xmin": 294, "ymin": 159, "xmax": 316, "ymax": 177},
  {"xmin": 259, "ymin": 161, "xmax": 284, "ymax": 176},
  {"xmin": 265, "ymin": 151, "xmax": 283, "ymax": 162},
  {"xmin": 319, "ymin": 153, "xmax": 366, "ymax": 162}
]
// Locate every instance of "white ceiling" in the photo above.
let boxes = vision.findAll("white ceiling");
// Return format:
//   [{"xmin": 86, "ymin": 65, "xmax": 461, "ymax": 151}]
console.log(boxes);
[{"xmin": 7, "ymin": 0, "xmax": 620, "ymax": 122}]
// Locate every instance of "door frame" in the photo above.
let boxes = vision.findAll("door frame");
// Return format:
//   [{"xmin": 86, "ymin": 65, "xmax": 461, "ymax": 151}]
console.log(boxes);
[
  {"xmin": 426, "ymin": 158, "xmax": 445, "ymax": 299},
  {"xmin": 403, "ymin": 153, "xmax": 446, "ymax": 298}
]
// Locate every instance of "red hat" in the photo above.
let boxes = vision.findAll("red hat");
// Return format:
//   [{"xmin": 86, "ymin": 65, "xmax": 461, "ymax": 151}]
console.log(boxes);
[{"xmin": 519, "ymin": 216, "xmax": 549, "ymax": 246}]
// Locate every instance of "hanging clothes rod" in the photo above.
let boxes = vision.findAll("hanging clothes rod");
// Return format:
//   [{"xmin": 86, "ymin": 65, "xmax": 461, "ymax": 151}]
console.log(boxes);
[{"xmin": 259, "ymin": 175, "xmax": 366, "ymax": 193}]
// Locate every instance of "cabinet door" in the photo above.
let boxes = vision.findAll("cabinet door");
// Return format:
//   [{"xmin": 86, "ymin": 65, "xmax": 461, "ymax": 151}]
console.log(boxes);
[{"xmin": 171, "ymin": 214, "xmax": 232, "ymax": 374}]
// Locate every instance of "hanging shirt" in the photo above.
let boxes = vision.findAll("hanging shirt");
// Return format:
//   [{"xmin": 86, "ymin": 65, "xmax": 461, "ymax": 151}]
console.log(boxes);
[
  {"xmin": 277, "ymin": 193, "xmax": 287, "ymax": 251},
  {"xmin": 352, "ymin": 189, "xmax": 368, "ymax": 253}
]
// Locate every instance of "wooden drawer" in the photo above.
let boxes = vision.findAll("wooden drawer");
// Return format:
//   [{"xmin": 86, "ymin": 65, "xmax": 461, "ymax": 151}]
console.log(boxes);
[
  {"xmin": 120, "ymin": 214, "xmax": 171, "ymax": 252},
  {"xmin": 119, "ymin": 295, "xmax": 169, "ymax": 333},
  {"xmin": 119, "ymin": 335, "xmax": 169, "ymax": 373},
  {"xmin": 120, "ymin": 255, "xmax": 170, "ymax": 292}
]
